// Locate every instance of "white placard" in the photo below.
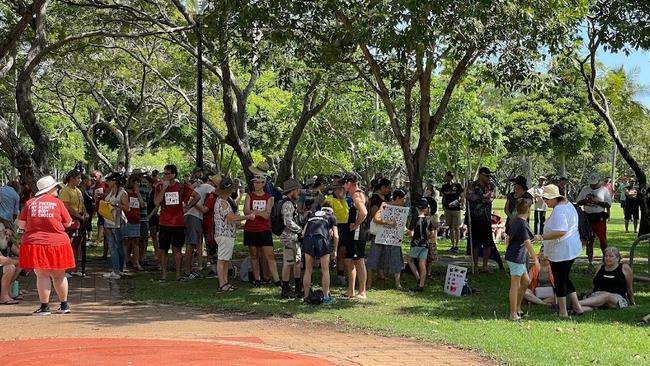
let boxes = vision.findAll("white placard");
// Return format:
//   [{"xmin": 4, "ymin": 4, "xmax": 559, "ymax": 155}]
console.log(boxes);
[
  {"xmin": 129, "ymin": 197, "xmax": 140, "ymax": 209},
  {"xmin": 374, "ymin": 204, "xmax": 410, "ymax": 246},
  {"xmin": 444, "ymin": 264, "xmax": 468, "ymax": 297},
  {"xmin": 164, "ymin": 191, "xmax": 180, "ymax": 205},
  {"xmin": 252, "ymin": 199, "xmax": 266, "ymax": 212}
]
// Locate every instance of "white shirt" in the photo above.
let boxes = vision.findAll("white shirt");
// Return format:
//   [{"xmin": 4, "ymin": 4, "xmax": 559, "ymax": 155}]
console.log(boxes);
[
  {"xmin": 185, "ymin": 183, "xmax": 215, "ymax": 219},
  {"xmin": 543, "ymin": 202, "xmax": 582, "ymax": 262},
  {"xmin": 576, "ymin": 185, "xmax": 611, "ymax": 214},
  {"xmin": 528, "ymin": 185, "xmax": 547, "ymax": 211}
]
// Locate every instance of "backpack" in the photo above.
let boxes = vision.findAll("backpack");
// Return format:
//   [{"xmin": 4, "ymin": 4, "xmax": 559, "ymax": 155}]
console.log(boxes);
[
  {"xmin": 271, "ymin": 197, "xmax": 295, "ymax": 236},
  {"xmin": 304, "ymin": 289, "xmax": 324, "ymax": 305}
]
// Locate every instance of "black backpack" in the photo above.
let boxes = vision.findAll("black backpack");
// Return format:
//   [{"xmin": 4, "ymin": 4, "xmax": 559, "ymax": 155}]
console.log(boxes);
[
  {"xmin": 271, "ymin": 197, "xmax": 295, "ymax": 236},
  {"xmin": 305, "ymin": 289, "xmax": 324, "ymax": 305}
]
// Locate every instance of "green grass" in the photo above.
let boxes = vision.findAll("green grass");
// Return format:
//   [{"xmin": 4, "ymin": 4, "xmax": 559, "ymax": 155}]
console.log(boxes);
[{"xmin": 127, "ymin": 201, "xmax": 650, "ymax": 366}]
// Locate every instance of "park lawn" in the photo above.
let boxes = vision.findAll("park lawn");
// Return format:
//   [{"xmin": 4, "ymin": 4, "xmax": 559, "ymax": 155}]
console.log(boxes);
[{"xmin": 127, "ymin": 201, "xmax": 650, "ymax": 366}]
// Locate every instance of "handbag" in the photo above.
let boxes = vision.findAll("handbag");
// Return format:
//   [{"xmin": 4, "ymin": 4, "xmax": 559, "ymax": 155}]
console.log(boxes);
[{"xmin": 98, "ymin": 200, "xmax": 115, "ymax": 221}]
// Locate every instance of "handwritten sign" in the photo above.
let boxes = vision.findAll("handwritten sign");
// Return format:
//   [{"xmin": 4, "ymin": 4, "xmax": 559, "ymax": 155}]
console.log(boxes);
[
  {"xmin": 252, "ymin": 199, "xmax": 266, "ymax": 212},
  {"xmin": 444, "ymin": 264, "xmax": 468, "ymax": 297},
  {"xmin": 374, "ymin": 204, "xmax": 410, "ymax": 246},
  {"xmin": 129, "ymin": 197, "xmax": 140, "ymax": 209},
  {"xmin": 164, "ymin": 191, "xmax": 179, "ymax": 205}
]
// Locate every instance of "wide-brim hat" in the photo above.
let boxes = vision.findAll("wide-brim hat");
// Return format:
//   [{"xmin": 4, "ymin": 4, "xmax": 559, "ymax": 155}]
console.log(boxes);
[
  {"xmin": 217, "ymin": 177, "xmax": 236, "ymax": 194},
  {"xmin": 251, "ymin": 174, "xmax": 267, "ymax": 183},
  {"xmin": 208, "ymin": 174, "xmax": 222, "ymax": 186},
  {"xmin": 131, "ymin": 168, "xmax": 145, "ymax": 176},
  {"xmin": 538, "ymin": 175, "xmax": 546, "ymax": 181},
  {"xmin": 509, "ymin": 175, "xmax": 528, "ymax": 191},
  {"xmin": 330, "ymin": 180, "xmax": 345, "ymax": 190},
  {"xmin": 35, "ymin": 175, "xmax": 61, "ymax": 196},
  {"xmin": 541, "ymin": 184, "xmax": 563, "ymax": 200},
  {"xmin": 282, "ymin": 179, "xmax": 301, "ymax": 194},
  {"xmin": 249, "ymin": 161, "xmax": 271, "ymax": 176}
]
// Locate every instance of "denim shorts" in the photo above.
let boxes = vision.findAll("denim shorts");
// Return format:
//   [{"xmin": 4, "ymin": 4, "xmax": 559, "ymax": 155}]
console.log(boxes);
[
  {"xmin": 507, "ymin": 261, "xmax": 527, "ymax": 277},
  {"xmin": 124, "ymin": 222, "xmax": 141, "ymax": 238},
  {"xmin": 409, "ymin": 246, "xmax": 429, "ymax": 260}
]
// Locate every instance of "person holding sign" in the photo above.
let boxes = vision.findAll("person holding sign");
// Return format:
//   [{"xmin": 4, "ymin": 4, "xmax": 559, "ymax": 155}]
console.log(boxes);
[
  {"xmin": 102, "ymin": 172, "xmax": 129, "ymax": 280},
  {"xmin": 18, "ymin": 175, "xmax": 75, "ymax": 315},
  {"xmin": 369, "ymin": 189, "xmax": 408, "ymax": 290},
  {"xmin": 243, "ymin": 174, "xmax": 279, "ymax": 287}
]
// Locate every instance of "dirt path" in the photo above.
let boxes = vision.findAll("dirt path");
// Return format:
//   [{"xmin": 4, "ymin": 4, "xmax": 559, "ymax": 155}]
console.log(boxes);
[{"xmin": 0, "ymin": 266, "xmax": 496, "ymax": 366}]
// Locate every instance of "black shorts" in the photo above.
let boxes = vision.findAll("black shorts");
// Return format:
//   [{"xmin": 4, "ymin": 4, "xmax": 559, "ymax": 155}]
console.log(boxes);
[
  {"xmin": 469, "ymin": 220, "xmax": 494, "ymax": 248},
  {"xmin": 97, "ymin": 215, "xmax": 104, "ymax": 226},
  {"xmin": 149, "ymin": 213, "xmax": 160, "ymax": 227},
  {"xmin": 243, "ymin": 230, "xmax": 273, "ymax": 246},
  {"xmin": 337, "ymin": 223, "xmax": 351, "ymax": 246},
  {"xmin": 158, "ymin": 226, "xmax": 185, "ymax": 251},
  {"xmin": 624, "ymin": 203, "xmax": 640, "ymax": 220},
  {"xmin": 345, "ymin": 240, "xmax": 366, "ymax": 260}
]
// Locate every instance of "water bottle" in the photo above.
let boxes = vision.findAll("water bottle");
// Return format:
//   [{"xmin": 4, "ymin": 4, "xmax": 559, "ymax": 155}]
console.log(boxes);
[{"xmin": 10, "ymin": 281, "xmax": 19, "ymax": 298}]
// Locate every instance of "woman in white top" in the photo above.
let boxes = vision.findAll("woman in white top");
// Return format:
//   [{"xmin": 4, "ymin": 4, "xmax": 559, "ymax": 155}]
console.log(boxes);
[
  {"xmin": 102, "ymin": 172, "xmax": 129, "ymax": 279},
  {"xmin": 533, "ymin": 185, "xmax": 584, "ymax": 317}
]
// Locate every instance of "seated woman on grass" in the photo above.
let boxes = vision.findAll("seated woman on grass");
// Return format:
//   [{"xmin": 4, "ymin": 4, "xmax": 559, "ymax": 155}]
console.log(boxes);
[
  {"xmin": 524, "ymin": 247, "xmax": 556, "ymax": 307},
  {"xmin": 579, "ymin": 246, "xmax": 635, "ymax": 311}
]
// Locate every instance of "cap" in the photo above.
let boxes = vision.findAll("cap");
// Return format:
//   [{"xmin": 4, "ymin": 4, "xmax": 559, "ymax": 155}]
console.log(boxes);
[
  {"xmin": 445, "ymin": 171, "xmax": 454, "ymax": 177},
  {"xmin": 342, "ymin": 172, "xmax": 360, "ymax": 184},
  {"xmin": 416, "ymin": 198, "xmax": 430, "ymax": 210},
  {"xmin": 588, "ymin": 172, "xmax": 601, "ymax": 185},
  {"xmin": 559, "ymin": 176, "xmax": 569, "ymax": 181},
  {"xmin": 282, "ymin": 179, "xmax": 301, "ymax": 193},
  {"xmin": 478, "ymin": 167, "xmax": 494, "ymax": 176},
  {"xmin": 538, "ymin": 176, "xmax": 546, "ymax": 180},
  {"xmin": 105, "ymin": 172, "xmax": 122, "ymax": 182}
]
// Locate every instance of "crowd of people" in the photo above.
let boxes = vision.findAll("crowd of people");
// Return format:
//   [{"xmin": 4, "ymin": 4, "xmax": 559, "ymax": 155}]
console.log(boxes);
[{"xmin": 0, "ymin": 162, "xmax": 647, "ymax": 322}]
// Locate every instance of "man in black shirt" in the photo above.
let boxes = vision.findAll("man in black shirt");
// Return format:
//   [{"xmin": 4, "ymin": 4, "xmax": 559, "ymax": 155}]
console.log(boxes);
[
  {"xmin": 440, "ymin": 171, "xmax": 464, "ymax": 253},
  {"xmin": 302, "ymin": 203, "xmax": 339, "ymax": 305}
]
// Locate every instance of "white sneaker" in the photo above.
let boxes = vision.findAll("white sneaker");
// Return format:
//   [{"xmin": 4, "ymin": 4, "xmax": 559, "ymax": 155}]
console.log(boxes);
[{"xmin": 103, "ymin": 272, "xmax": 121, "ymax": 279}]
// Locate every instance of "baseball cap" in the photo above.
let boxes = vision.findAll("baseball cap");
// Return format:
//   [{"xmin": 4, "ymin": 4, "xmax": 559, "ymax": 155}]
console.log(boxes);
[
  {"xmin": 588, "ymin": 172, "xmax": 601, "ymax": 185},
  {"xmin": 416, "ymin": 198, "xmax": 429, "ymax": 210},
  {"xmin": 478, "ymin": 167, "xmax": 494, "ymax": 176}
]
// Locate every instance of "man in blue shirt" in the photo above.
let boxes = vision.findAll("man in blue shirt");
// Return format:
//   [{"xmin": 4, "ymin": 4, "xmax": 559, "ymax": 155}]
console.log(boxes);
[{"xmin": 0, "ymin": 181, "xmax": 20, "ymax": 223}]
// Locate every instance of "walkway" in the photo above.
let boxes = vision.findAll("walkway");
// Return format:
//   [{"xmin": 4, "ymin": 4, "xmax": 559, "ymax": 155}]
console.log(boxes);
[{"xmin": 0, "ymin": 259, "xmax": 496, "ymax": 366}]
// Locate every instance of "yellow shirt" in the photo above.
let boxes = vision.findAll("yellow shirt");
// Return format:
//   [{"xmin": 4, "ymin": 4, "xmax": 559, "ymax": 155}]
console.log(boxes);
[
  {"xmin": 59, "ymin": 186, "xmax": 84, "ymax": 214},
  {"xmin": 324, "ymin": 195, "xmax": 349, "ymax": 223}
]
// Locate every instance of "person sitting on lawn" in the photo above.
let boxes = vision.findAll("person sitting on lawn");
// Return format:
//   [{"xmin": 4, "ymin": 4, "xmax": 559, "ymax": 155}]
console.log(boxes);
[
  {"xmin": 301, "ymin": 202, "xmax": 339, "ymax": 305},
  {"xmin": 0, "ymin": 252, "xmax": 20, "ymax": 304},
  {"xmin": 524, "ymin": 246, "xmax": 556, "ymax": 306},
  {"xmin": 579, "ymin": 246, "xmax": 635, "ymax": 311},
  {"xmin": 407, "ymin": 198, "xmax": 434, "ymax": 292},
  {"xmin": 491, "ymin": 210, "xmax": 506, "ymax": 242},
  {"xmin": 505, "ymin": 198, "xmax": 539, "ymax": 321}
]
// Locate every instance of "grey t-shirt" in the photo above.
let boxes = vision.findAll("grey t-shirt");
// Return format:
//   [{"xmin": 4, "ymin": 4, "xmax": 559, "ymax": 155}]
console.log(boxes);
[{"xmin": 505, "ymin": 217, "xmax": 533, "ymax": 264}]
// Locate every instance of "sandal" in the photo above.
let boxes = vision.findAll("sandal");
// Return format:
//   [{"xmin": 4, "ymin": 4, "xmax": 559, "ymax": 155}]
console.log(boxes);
[
  {"xmin": 219, "ymin": 283, "xmax": 235, "ymax": 292},
  {"xmin": 0, "ymin": 299, "xmax": 19, "ymax": 305}
]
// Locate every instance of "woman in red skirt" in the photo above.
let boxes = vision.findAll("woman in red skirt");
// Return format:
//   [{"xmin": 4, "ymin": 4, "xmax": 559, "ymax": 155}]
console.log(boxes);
[{"xmin": 18, "ymin": 175, "xmax": 75, "ymax": 316}]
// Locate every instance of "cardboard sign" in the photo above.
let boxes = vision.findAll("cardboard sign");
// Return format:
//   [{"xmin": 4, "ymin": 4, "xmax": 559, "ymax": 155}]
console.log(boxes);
[
  {"xmin": 374, "ymin": 204, "xmax": 410, "ymax": 246},
  {"xmin": 444, "ymin": 264, "xmax": 468, "ymax": 297},
  {"xmin": 165, "ymin": 191, "xmax": 180, "ymax": 205},
  {"xmin": 252, "ymin": 199, "xmax": 266, "ymax": 212},
  {"xmin": 129, "ymin": 197, "xmax": 140, "ymax": 209}
]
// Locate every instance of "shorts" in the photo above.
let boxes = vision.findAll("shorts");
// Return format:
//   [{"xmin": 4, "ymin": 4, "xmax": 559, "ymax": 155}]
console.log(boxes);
[
  {"xmin": 303, "ymin": 236, "xmax": 331, "ymax": 258},
  {"xmin": 243, "ymin": 230, "xmax": 273, "ymax": 247},
  {"xmin": 366, "ymin": 242, "xmax": 403, "ymax": 272},
  {"xmin": 149, "ymin": 213, "xmax": 159, "ymax": 227},
  {"xmin": 444, "ymin": 209, "xmax": 461, "ymax": 227},
  {"xmin": 184, "ymin": 215, "xmax": 203, "ymax": 246},
  {"xmin": 589, "ymin": 220, "xmax": 607, "ymax": 246},
  {"xmin": 139, "ymin": 222, "xmax": 149, "ymax": 238},
  {"xmin": 430, "ymin": 213, "xmax": 440, "ymax": 225},
  {"xmin": 337, "ymin": 223, "xmax": 351, "ymax": 247},
  {"xmin": 589, "ymin": 291, "xmax": 628, "ymax": 309},
  {"xmin": 409, "ymin": 246, "xmax": 429, "ymax": 260},
  {"xmin": 345, "ymin": 240, "xmax": 366, "ymax": 260},
  {"xmin": 469, "ymin": 220, "xmax": 495, "ymax": 248},
  {"xmin": 124, "ymin": 223, "xmax": 141, "ymax": 238},
  {"xmin": 216, "ymin": 236, "xmax": 235, "ymax": 261},
  {"xmin": 97, "ymin": 215, "xmax": 104, "ymax": 227},
  {"xmin": 280, "ymin": 235, "xmax": 301, "ymax": 265},
  {"xmin": 624, "ymin": 203, "xmax": 640, "ymax": 220},
  {"xmin": 158, "ymin": 226, "xmax": 185, "ymax": 251},
  {"xmin": 507, "ymin": 261, "xmax": 527, "ymax": 277}
]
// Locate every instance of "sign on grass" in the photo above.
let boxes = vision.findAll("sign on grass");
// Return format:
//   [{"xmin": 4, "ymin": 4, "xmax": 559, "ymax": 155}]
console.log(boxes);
[{"xmin": 444, "ymin": 264, "xmax": 468, "ymax": 297}]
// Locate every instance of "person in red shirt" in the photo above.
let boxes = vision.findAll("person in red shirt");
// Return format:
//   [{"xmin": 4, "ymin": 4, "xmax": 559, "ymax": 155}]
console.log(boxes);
[
  {"xmin": 153, "ymin": 165, "xmax": 187, "ymax": 281},
  {"xmin": 243, "ymin": 174, "xmax": 279, "ymax": 287},
  {"xmin": 17, "ymin": 175, "xmax": 75, "ymax": 316},
  {"xmin": 124, "ymin": 175, "xmax": 144, "ymax": 271}
]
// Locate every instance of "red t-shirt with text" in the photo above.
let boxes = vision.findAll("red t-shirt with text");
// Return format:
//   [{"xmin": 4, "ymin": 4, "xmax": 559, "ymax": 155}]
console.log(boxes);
[
  {"xmin": 243, "ymin": 192, "xmax": 272, "ymax": 232},
  {"xmin": 126, "ymin": 191, "xmax": 141, "ymax": 224},
  {"xmin": 19, "ymin": 195, "xmax": 72, "ymax": 246},
  {"xmin": 156, "ymin": 182, "xmax": 185, "ymax": 227}
]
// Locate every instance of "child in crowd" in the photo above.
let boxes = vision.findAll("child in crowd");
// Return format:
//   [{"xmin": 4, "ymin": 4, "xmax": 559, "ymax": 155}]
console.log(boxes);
[
  {"xmin": 407, "ymin": 199, "xmax": 435, "ymax": 292},
  {"xmin": 504, "ymin": 198, "xmax": 539, "ymax": 321}
]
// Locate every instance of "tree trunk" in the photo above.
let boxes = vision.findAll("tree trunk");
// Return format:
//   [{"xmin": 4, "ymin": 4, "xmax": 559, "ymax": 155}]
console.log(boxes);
[{"xmin": 560, "ymin": 151, "xmax": 567, "ymax": 177}]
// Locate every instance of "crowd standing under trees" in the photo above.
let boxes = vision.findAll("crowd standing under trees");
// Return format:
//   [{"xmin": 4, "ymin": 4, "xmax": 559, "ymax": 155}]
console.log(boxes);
[{"xmin": 0, "ymin": 0, "xmax": 649, "ymax": 324}]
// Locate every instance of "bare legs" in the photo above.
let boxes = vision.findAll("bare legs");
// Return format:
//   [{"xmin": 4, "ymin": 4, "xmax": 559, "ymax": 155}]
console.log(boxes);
[
  {"xmin": 345, "ymin": 258, "xmax": 366, "ymax": 298},
  {"xmin": 34, "ymin": 269, "xmax": 68, "ymax": 305}
]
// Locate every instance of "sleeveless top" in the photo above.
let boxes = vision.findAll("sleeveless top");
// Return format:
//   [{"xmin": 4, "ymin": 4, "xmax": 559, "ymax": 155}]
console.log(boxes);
[
  {"xmin": 243, "ymin": 192, "xmax": 272, "ymax": 232},
  {"xmin": 347, "ymin": 189, "xmax": 368, "ymax": 241},
  {"xmin": 593, "ymin": 263, "xmax": 627, "ymax": 299}
]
